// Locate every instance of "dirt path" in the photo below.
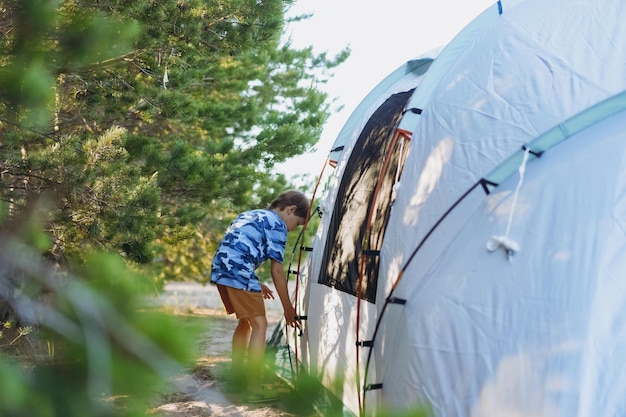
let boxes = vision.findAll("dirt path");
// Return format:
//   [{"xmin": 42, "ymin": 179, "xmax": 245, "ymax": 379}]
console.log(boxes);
[{"xmin": 149, "ymin": 282, "xmax": 306, "ymax": 417}]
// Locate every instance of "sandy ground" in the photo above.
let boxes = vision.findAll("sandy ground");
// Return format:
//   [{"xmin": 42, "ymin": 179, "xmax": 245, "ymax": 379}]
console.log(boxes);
[{"xmin": 148, "ymin": 281, "xmax": 301, "ymax": 417}]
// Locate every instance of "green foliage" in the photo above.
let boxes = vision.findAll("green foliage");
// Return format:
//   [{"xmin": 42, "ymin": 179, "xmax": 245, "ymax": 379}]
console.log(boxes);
[
  {"xmin": 266, "ymin": 348, "xmax": 431, "ymax": 417},
  {"xmin": 0, "ymin": 3, "xmax": 347, "ymax": 414},
  {"xmin": 0, "ymin": 320, "xmax": 33, "ymax": 350},
  {"xmin": 0, "ymin": 210, "xmax": 198, "ymax": 417},
  {"xmin": 0, "ymin": 0, "xmax": 348, "ymax": 279}
]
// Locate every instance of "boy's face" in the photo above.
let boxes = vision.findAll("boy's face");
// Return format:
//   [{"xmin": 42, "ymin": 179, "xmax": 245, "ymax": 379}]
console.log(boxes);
[{"xmin": 283, "ymin": 205, "xmax": 307, "ymax": 232}]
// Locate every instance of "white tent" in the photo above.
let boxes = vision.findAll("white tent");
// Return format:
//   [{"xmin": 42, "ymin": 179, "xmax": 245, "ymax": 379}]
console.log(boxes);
[{"xmin": 272, "ymin": 0, "xmax": 626, "ymax": 415}]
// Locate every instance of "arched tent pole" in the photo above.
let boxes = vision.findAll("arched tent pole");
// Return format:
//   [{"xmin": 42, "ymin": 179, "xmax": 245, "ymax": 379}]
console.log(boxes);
[
  {"xmin": 354, "ymin": 128, "xmax": 412, "ymax": 416},
  {"xmin": 359, "ymin": 178, "xmax": 484, "ymax": 416},
  {"xmin": 361, "ymin": 89, "xmax": 626, "ymax": 415},
  {"xmin": 282, "ymin": 225, "xmax": 305, "ymax": 380},
  {"xmin": 289, "ymin": 158, "xmax": 331, "ymax": 380},
  {"xmin": 277, "ymin": 55, "xmax": 433, "ymax": 395}
]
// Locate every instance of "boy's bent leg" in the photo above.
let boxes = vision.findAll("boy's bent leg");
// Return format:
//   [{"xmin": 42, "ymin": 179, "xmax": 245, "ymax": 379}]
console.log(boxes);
[
  {"xmin": 219, "ymin": 286, "xmax": 267, "ymax": 394},
  {"xmin": 231, "ymin": 318, "xmax": 251, "ymax": 383},
  {"xmin": 246, "ymin": 314, "xmax": 268, "ymax": 390},
  {"xmin": 243, "ymin": 315, "xmax": 278, "ymax": 403}
]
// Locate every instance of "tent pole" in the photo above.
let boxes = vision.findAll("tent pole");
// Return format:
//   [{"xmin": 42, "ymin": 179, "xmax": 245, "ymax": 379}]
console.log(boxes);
[
  {"xmin": 356, "ymin": 128, "xmax": 412, "ymax": 416},
  {"xmin": 292, "ymin": 159, "xmax": 330, "ymax": 382}
]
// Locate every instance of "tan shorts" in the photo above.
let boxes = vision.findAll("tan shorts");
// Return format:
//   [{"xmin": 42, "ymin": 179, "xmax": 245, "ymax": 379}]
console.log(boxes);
[{"xmin": 216, "ymin": 284, "xmax": 266, "ymax": 319}]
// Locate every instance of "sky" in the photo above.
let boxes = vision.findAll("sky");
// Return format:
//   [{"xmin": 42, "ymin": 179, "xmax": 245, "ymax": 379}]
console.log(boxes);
[{"xmin": 276, "ymin": 0, "xmax": 496, "ymax": 183}]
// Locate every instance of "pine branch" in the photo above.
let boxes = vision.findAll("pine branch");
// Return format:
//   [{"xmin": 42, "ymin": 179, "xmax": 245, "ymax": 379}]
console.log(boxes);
[{"xmin": 56, "ymin": 49, "xmax": 145, "ymax": 75}]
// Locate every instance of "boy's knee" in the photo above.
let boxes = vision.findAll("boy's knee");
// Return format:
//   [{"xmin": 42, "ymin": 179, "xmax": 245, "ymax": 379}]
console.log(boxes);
[{"xmin": 248, "ymin": 315, "xmax": 268, "ymax": 331}]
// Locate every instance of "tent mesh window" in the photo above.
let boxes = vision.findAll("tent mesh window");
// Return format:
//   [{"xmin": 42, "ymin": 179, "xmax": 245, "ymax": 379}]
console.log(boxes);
[{"xmin": 318, "ymin": 90, "xmax": 413, "ymax": 303}]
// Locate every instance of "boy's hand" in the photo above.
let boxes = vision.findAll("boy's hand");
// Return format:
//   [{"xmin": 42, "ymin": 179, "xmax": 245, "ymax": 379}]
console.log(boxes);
[
  {"xmin": 260, "ymin": 283, "xmax": 275, "ymax": 300},
  {"xmin": 285, "ymin": 306, "xmax": 301, "ymax": 329}
]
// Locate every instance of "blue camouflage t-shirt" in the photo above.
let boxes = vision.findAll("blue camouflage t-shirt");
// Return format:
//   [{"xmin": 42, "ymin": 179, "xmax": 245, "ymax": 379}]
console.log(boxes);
[{"xmin": 210, "ymin": 209, "xmax": 287, "ymax": 292}]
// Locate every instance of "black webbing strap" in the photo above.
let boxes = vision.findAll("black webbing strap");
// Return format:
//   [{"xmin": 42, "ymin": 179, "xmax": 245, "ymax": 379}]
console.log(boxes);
[
  {"xmin": 356, "ymin": 340, "xmax": 373, "ymax": 347},
  {"xmin": 403, "ymin": 107, "xmax": 422, "ymax": 115},
  {"xmin": 365, "ymin": 383, "xmax": 383, "ymax": 391},
  {"xmin": 301, "ymin": 246, "xmax": 313, "ymax": 252},
  {"xmin": 522, "ymin": 144, "xmax": 544, "ymax": 158},
  {"xmin": 362, "ymin": 249, "xmax": 380, "ymax": 256},
  {"xmin": 480, "ymin": 178, "xmax": 498, "ymax": 195},
  {"xmin": 480, "ymin": 144, "xmax": 543, "ymax": 195},
  {"xmin": 388, "ymin": 297, "xmax": 407, "ymax": 305}
]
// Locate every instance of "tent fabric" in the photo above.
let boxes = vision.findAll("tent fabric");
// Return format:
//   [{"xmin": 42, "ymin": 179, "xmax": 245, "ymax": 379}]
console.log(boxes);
[
  {"xmin": 374, "ymin": 0, "xmax": 626, "ymax": 413},
  {"xmin": 382, "ymin": 106, "xmax": 626, "ymax": 416},
  {"xmin": 485, "ymin": 90, "xmax": 626, "ymax": 188},
  {"xmin": 327, "ymin": 58, "xmax": 434, "ymax": 166},
  {"xmin": 290, "ymin": 55, "xmax": 436, "ymax": 416},
  {"xmin": 279, "ymin": 0, "xmax": 626, "ymax": 416}
]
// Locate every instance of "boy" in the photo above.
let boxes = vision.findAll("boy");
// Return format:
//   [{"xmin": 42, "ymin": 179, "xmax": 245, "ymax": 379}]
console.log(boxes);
[{"xmin": 210, "ymin": 190, "xmax": 308, "ymax": 402}]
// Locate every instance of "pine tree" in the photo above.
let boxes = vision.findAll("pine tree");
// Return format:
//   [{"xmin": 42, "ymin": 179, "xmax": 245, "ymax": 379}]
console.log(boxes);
[{"xmin": 0, "ymin": 0, "xmax": 347, "ymax": 274}]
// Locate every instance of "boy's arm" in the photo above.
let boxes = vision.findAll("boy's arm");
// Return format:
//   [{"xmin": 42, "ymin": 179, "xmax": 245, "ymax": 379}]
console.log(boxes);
[{"xmin": 270, "ymin": 259, "xmax": 301, "ymax": 329}]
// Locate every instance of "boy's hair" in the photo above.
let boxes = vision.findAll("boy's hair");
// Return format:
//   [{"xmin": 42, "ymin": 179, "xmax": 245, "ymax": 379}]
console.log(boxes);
[{"xmin": 269, "ymin": 190, "xmax": 310, "ymax": 218}]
